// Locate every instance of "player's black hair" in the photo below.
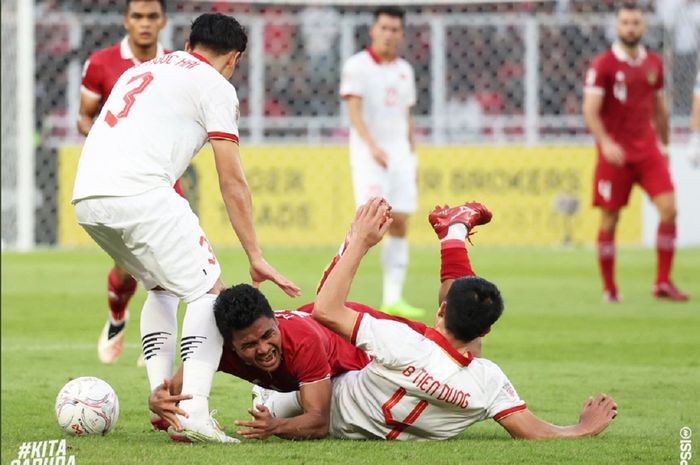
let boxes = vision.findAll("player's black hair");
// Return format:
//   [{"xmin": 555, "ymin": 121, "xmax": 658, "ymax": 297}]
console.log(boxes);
[
  {"xmin": 188, "ymin": 13, "xmax": 247, "ymax": 56},
  {"xmin": 374, "ymin": 6, "xmax": 405, "ymax": 25},
  {"xmin": 214, "ymin": 284, "xmax": 274, "ymax": 343},
  {"xmin": 617, "ymin": 1, "xmax": 642, "ymax": 14},
  {"xmin": 126, "ymin": 0, "xmax": 166, "ymax": 13},
  {"xmin": 444, "ymin": 276, "xmax": 504, "ymax": 343}
]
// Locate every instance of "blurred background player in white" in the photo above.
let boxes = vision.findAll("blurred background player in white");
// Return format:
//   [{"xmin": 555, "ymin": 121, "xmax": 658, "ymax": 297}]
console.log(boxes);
[
  {"xmin": 255, "ymin": 198, "xmax": 618, "ymax": 441},
  {"xmin": 71, "ymin": 13, "xmax": 300, "ymax": 443},
  {"xmin": 340, "ymin": 6, "xmax": 423, "ymax": 319},
  {"xmin": 77, "ymin": 0, "xmax": 174, "ymax": 365},
  {"xmin": 690, "ymin": 70, "xmax": 700, "ymax": 167},
  {"xmin": 583, "ymin": 3, "xmax": 689, "ymax": 303}
]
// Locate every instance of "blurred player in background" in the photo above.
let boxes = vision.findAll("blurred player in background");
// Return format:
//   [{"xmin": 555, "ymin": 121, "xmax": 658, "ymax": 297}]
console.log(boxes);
[
  {"xmin": 72, "ymin": 13, "xmax": 299, "ymax": 442},
  {"xmin": 583, "ymin": 3, "xmax": 689, "ymax": 302},
  {"xmin": 77, "ymin": 0, "xmax": 176, "ymax": 365},
  {"xmin": 253, "ymin": 198, "xmax": 617, "ymax": 441},
  {"xmin": 690, "ymin": 70, "xmax": 700, "ymax": 167},
  {"xmin": 340, "ymin": 6, "xmax": 424, "ymax": 318}
]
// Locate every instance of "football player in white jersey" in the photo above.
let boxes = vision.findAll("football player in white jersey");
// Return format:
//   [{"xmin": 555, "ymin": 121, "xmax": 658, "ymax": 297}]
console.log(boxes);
[
  {"xmin": 72, "ymin": 13, "xmax": 300, "ymax": 443},
  {"xmin": 253, "ymin": 199, "xmax": 617, "ymax": 441},
  {"xmin": 340, "ymin": 6, "xmax": 423, "ymax": 319},
  {"xmin": 690, "ymin": 71, "xmax": 700, "ymax": 167}
]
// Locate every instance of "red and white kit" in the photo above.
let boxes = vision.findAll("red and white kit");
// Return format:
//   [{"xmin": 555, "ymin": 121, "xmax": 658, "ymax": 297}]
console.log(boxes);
[
  {"xmin": 72, "ymin": 50, "xmax": 239, "ymax": 302},
  {"xmin": 330, "ymin": 314, "xmax": 526, "ymax": 441},
  {"xmin": 340, "ymin": 48, "xmax": 417, "ymax": 213},
  {"xmin": 584, "ymin": 43, "xmax": 673, "ymax": 210}
]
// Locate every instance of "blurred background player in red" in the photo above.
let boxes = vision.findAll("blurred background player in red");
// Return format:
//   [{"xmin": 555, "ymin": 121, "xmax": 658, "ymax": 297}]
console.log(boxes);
[
  {"xmin": 77, "ymin": 0, "xmax": 175, "ymax": 364},
  {"xmin": 583, "ymin": 2, "xmax": 688, "ymax": 303}
]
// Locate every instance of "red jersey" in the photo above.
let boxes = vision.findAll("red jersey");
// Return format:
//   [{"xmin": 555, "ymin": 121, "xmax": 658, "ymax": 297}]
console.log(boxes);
[
  {"xmin": 217, "ymin": 303, "xmax": 427, "ymax": 392},
  {"xmin": 584, "ymin": 43, "xmax": 664, "ymax": 161},
  {"xmin": 81, "ymin": 36, "xmax": 167, "ymax": 107}
]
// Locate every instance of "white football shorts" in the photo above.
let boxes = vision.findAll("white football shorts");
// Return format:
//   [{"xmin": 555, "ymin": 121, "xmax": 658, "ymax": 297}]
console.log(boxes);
[
  {"xmin": 74, "ymin": 187, "xmax": 220, "ymax": 303},
  {"xmin": 350, "ymin": 152, "xmax": 417, "ymax": 214}
]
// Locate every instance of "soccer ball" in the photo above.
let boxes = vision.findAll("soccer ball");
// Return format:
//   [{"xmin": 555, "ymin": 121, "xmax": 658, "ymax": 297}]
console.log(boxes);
[{"xmin": 55, "ymin": 376, "xmax": 119, "ymax": 436}]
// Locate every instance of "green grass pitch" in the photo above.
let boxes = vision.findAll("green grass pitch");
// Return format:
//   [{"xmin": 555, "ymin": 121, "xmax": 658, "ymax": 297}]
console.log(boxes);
[{"xmin": 2, "ymin": 246, "xmax": 699, "ymax": 465}]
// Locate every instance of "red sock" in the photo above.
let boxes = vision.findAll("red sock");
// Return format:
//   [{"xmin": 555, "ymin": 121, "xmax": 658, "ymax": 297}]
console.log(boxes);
[
  {"xmin": 107, "ymin": 268, "xmax": 137, "ymax": 322},
  {"xmin": 656, "ymin": 222, "xmax": 676, "ymax": 284},
  {"xmin": 597, "ymin": 230, "xmax": 616, "ymax": 293},
  {"xmin": 440, "ymin": 240, "xmax": 475, "ymax": 282}
]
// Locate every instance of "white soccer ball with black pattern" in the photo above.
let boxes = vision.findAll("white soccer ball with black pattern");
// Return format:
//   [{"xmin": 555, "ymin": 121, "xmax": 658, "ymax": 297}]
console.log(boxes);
[{"xmin": 55, "ymin": 376, "xmax": 119, "ymax": 436}]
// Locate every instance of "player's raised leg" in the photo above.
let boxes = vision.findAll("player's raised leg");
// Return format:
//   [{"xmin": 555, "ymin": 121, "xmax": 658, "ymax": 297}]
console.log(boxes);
[
  {"xmin": 428, "ymin": 202, "xmax": 492, "ymax": 305},
  {"xmin": 97, "ymin": 264, "xmax": 137, "ymax": 364},
  {"xmin": 651, "ymin": 192, "xmax": 689, "ymax": 301}
]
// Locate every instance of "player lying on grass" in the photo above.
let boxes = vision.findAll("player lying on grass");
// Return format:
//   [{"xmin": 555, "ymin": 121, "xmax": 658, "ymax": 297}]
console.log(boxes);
[
  {"xmin": 149, "ymin": 282, "xmax": 426, "ymax": 440},
  {"xmin": 253, "ymin": 198, "xmax": 618, "ymax": 440}
]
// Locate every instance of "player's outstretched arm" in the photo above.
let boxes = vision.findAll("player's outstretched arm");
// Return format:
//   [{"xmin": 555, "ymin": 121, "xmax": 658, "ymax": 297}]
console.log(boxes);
[
  {"xmin": 235, "ymin": 379, "xmax": 331, "ymax": 440},
  {"xmin": 498, "ymin": 393, "xmax": 617, "ymax": 439},
  {"xmin": 313, "ymin": 198, "xmax": 392, "ymax": 341},
  {"xmin": 211, "ymin": 139, "xmax": 300, "ymax": 297}
]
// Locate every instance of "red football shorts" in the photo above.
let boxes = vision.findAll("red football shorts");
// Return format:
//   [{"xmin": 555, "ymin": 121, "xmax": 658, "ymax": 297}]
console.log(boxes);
[{"xmin": 592, "ymin": 149, "xmax": 674, "ymax": 210}]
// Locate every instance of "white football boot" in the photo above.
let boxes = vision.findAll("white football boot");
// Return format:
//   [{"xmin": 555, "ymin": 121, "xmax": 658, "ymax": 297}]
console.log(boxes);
[
  {"xmin": 168, "ymin": 411, "xmax": 240, "ymax": 444},
  {"xmin": 97, "ymin": 311, "xmax": 129, "ymax": 364}
]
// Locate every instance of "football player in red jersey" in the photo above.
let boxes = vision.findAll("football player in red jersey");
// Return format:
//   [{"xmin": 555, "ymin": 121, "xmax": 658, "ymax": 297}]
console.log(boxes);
[
  {"xmin": 77, "ymin": 0, "xmax": 174, "ymax": 365},
  {"xmin": 583, "ymin": 2, "xmax": 688, "ymax": 303}
]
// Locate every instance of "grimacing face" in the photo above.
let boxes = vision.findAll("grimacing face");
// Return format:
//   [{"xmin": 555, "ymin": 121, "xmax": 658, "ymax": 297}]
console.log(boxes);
[
  {"xmin": 616, "ymin": 8, "xmax": 645, "ymax": 48},
  {"xmin": 230, "ymin": 316, "xmax": 283, "ymax": 372},
  {"xmin": 369, "ymin": 14, "xmax": 404, "ymax": 58},
  {"xmin": 124, "ymin": 1, "xmax": 166, "ymax": 49}
]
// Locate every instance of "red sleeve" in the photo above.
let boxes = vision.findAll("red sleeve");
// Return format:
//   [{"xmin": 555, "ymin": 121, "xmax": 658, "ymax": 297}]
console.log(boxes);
[
  {"xmin": 284, "ymin": 319, "xmax": 331, "ymax": 385},
  {"xmin": 81, "ymin": 53, "xmax": 103, "ymax": 97},
  {"xmin": 584, "ymin": 54, "xmax": 610, "ymax": 94},
  {"xmin": 655, "ymin": 56, "xmax": 664, "ymax": 91}
]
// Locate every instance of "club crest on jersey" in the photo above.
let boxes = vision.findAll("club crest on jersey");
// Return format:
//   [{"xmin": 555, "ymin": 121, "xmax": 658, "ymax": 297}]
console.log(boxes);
[{"xmin": 646, "ymin": 70, "xmax": 658, "ymax": 86}]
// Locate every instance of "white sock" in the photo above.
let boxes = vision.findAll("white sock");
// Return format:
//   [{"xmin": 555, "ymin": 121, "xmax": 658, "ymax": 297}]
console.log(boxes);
[
  {"xmin": 179, "ymin": 293, "xmax": 222, "ymax": 421},
  {"xmin": 443, "ymin": 223, "xmax": 468, "ymax": 242},
  {"xmin": 140, "ymin": 290, "xmax": 179, "ymax": 392},
  {"xmin": 253, "ymin": 386, "xmax": 303, "ymax": 418},
  {"xmin": 382, "ymin": 236, "xmax": 408, "ymax": 306}
]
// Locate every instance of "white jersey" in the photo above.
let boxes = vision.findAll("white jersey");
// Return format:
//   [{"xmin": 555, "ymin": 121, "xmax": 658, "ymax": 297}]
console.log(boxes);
[
  {"xmin": 695, "ymin": 71, "xmax": 700, "ymax": 96},
  {"xmin": 330, "ymin": 314, "xmax": 527, "ymax": 441},
  {"xmin": 340, "ymin": 49, "xmax": 416, "ymax": 162},
  {"xmin": 73, "ymin": 50, "xmax": 239, "ymax": 202}
]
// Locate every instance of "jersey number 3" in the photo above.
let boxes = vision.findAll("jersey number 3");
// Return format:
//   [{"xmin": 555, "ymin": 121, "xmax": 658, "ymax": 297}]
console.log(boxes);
[
  {"xmin": 382, "ymin": 387, "xmax": 428, "ymax": 440},
  {"xmin": 105, "ymin": 72, "xmax": 154, "ymax": 127}
]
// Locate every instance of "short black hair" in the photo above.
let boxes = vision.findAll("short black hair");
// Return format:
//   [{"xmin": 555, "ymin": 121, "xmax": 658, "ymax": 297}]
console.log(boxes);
[
  {"xmin": 617, "ymin": 1, "xmax": 642, "ymax": 14},
  {"xmin": 214, "ymin": 284, "xmax": 274, "ymax": 344},
  {"xmin": 126, "ymin": 0, "xmax": 166, "ymax": 13},
  {"xmin": 374, "ymin": 6, "xmax": 405, "ymax": 25},
  {"xmin": 444, "ymin": 276, "xmax": 504, "ymax": 343},
  {"xmin": 189, "ymin": 13, "xmax": 247, "ymax": 56}
]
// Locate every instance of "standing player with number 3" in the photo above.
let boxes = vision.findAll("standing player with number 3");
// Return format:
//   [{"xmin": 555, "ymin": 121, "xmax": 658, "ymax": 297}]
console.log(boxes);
[
  {"xmin": 78, "ymin": 0, "xmax": 182, "ymax": 366},
  {"xmin": 72, "ymin": 13, "xmax": 300, "ymax": 443},
  {"xmin": 583, "ymin": 3, "xmax": 688, "ymax": 302}
]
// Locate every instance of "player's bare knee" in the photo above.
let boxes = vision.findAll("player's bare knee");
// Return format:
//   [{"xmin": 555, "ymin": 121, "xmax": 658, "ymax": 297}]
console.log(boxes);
[
  {"xmin": 389, "ymin": 214, "xmax": 409, "ymax": 237},
  {"xmin": 599, "ymin": 210, "xmax": 619, "ymax": 232}
]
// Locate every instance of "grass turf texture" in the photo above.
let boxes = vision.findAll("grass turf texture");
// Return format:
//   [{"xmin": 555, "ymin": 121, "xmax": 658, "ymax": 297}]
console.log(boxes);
[{"xmin": 2, "ymin": 246, "xmax": 699, "ymax": 465}]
